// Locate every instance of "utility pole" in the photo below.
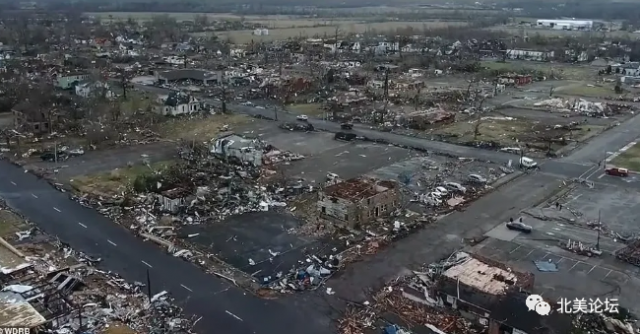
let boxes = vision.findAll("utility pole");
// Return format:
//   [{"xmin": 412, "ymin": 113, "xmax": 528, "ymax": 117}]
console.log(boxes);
[
  {"xmin": 146, "ymin": 268, "xmax": 152, "ymax": 299},
  {"xmin": 596, "ymin": 209, "xmax": 601, "ymax": 250},
  {"xmin": 120, "ymin": 69, "xmax": 128, "ymax": 100},
  {"xmin": 77, "ymin": 308, "xmax": 82, "ymax": 332},
  {"xmin": 381, "ymin": 69, "xmax": 389, "ymax": 124}
]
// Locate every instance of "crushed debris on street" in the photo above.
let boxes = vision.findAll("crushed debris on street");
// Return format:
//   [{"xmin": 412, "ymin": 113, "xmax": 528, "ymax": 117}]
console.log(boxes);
[{"xmin": 0, "ymin": 201, "xmax": 195, "ymax": 333}]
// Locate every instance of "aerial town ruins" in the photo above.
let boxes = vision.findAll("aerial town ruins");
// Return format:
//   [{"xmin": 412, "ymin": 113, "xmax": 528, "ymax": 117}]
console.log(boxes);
[{"xmin": 1, "ymin": 4, "xmax": 640, "ymax": 334}]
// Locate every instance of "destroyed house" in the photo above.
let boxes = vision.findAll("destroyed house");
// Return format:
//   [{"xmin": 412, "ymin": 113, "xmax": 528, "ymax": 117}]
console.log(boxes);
[
  {"xmin": 156, "ymin": 69, "xmax": 218, "ymax": 86},
  {"xmin": 426, "ymin": 252, "xmax": 572, "ymax": 334},
  {"xmin": 0, "ymin": 262, "xmax": 77, "ymax": 330},
  {"xmin": 12, "ymin": 101, "xmax": 53, "ymax": 134},
  {"xmin": 318, "ymin": 178, "xmax": 398, "ymax": 227},
  {"xmin": 212, "ymin": 133, "xmax": 263, "ymax": 166},
  {"xmin": 157, "ymin": 187, "xmax": 190, "ymax": 213}
]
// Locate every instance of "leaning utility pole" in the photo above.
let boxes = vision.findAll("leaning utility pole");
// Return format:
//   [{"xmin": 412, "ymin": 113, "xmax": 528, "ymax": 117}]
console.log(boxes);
[
  {"xmin": 220, "ymin": 70, "xmax": 227, "ymax": 114},
  {"xmin": 146, "ymin": 269, "xmax": 152, "ymax": 299}
]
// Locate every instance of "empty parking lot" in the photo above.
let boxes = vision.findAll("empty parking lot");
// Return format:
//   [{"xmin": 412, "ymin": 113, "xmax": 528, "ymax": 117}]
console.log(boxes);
[{"xmin": 473, "ymin": 237, "xmax": 640, "ymax": 314}]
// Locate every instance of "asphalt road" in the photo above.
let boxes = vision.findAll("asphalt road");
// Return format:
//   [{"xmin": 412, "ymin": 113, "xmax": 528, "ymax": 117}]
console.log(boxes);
[
  {"xmin": 0, "ymin": 161, "xmax": 329, "ymax": 334},
  {"xmin": 132, "ymin": 83, "xmax": 515, "ymax": 164}
]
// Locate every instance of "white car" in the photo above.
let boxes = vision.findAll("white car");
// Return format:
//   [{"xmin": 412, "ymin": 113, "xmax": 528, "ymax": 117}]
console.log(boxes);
[
  {"xmin": 296, "ymin": 114, "xmax": 309, "ymax": 121},
  {"xmin": 427, "ymin": 191, "xmax": 442, "ymax": 199},
  {"xmin": 468, "ymin": 174, "xmax": 487, "ymax": 184},
  {"xmin": 444, "ymin": 182, "xmax": 466, "ymax": 194},
  {"xmin": 435, "ymin": 186, "xmax": 449, "ymax": 196},
  {"xmin": 520, "ymin": 157, "xmax": 538, "ymax": 169}
]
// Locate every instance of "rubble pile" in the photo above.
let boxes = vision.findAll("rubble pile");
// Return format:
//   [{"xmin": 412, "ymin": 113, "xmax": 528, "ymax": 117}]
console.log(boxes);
[
  {"xmin": 534, "ymin": 97, "xmax": 635, "ymax": 117},
  {"xmin": 62, "ymin": 139, "xmax": 313, "ymax": 290},
  {"xmin": 267, "ymin": 252, "xmax": 342, "ymax": 292},
  {"xmin": 338, "ymin": 278, "xmax": 477, "ymax": 334},
  {"xmin": 572, "ymin": 313, "xmax": 635, "ymax": 334}
]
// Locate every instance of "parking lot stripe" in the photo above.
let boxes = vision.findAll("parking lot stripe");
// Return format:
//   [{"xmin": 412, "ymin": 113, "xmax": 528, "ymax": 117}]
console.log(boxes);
[
  {"xmin": 509, "ymin": 245, "xmax": 521, "ymax": 254},
  {"xmin": 604, "ymin": 270, "xmax": 612, "ymax": 279}
]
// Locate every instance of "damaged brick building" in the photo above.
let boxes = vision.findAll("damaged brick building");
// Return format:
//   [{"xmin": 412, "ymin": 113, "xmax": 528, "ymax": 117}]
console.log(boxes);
[
  {"xmin": 317, "ymin": 177, "xmax": 399, "ymax": 227},
  {"xmin": 404, "ymin": 252, "xmax": 572, "ymax": 334}
]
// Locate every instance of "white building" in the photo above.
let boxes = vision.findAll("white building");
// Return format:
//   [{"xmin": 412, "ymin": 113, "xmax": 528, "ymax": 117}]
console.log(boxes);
[
  {"xmin": 157, "ymin": 92, "xmax": 201, "ymax": 116},
  {"xmin": 74, "ymin": 81, "xmax": 116, "ymax": 99},
  {"xmin": 506, "ymin": 49, "xmax": 555, "ymax": 61},
  {"xmin": 253, "ymin": 28, "xmax": 269, "ymax": 36},
  {"xmin": 536, "ymin": 19, "xmax": 593, "ymax": 31}
]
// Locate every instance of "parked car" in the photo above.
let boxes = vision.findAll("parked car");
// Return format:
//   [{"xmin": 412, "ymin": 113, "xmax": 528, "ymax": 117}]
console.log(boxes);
[
  {"xmin": 40, "ymin": 152, "xmax": 67, "ymax": 162},
  {"xmin": 444, "ymin": 182, "xmax": 467, "ymax": 194},
  {"xmin": 296, "ymin": 114, "xmax": 309, "ymax": 121},
  {"xmin": 467, "ymin": 174, "xmax": 487, "ymax": 184},
  {"xmin": 434, "ymin": 186, "xmax": 449, "ymax": 196},
  {"xmin": 427, "ymin": 192, "xmax": 442, "ymax": 199}
]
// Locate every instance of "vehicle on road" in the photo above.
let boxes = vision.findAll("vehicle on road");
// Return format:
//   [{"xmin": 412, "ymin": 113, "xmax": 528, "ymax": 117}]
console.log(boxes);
[
  {"xmin": 606, "ymin": 167, "xmax": 629, "ymax": 177},
  {"xmin": 296, "ymin": 115, "xmax": 309, "ymax": 121},
  {"xmin": 340, "ymin": 123, "xmax": 353, "ymax": 130},
  {"xmin": 519, "ymin": 157, "xmax": 538, "ymax": 169},
  {"xmin": 506, "ymin": 221, "xmax": 532, "ymax": 233},
  {"xmin": 467, "ymin": 174, "xmax": 487, "ymax": 184},
  {"xmin": 444, "ymin": 182, "xmax": 466, "ymax": 194}
]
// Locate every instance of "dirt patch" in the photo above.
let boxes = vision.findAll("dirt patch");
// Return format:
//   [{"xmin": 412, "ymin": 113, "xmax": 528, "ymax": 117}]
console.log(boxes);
[
  {"xmin": 154, "ymin": 114, "xmax": 251, "ymax": 141},
  {"xmin": 611, "ymin": 143, "xmax": 640, "ymax": 171}
]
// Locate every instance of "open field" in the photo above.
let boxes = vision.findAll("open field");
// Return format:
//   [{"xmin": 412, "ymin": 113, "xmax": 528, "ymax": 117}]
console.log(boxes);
[
  {"xmin": 154, "ymin": 113, "xmax": 252, "ymax": 141},
  {"xmin": 554, "ymin": 83, "xmax": 621, "ymax": 98},
  {"xmin": 69, "ymin": 160, "xmax": 173, "ymax": 196},
  {"xmin": 611, "ymin": 142, "xmax": 640, "ymax": 171},
  {"xmin": 198, "ymin": 21, "xmax": 467, "ymax": 43},
  {"xmin": 87, "ymin": 12, "xmax": 362, "ymax": 28},
  {"xmin": 480, "ymin": 60, "xmax": 594, "ymax": 80}
]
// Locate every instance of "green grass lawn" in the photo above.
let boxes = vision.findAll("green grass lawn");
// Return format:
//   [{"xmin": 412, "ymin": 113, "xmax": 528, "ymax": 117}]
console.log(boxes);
[{"xmin": 611, "ymin": 143, "xmax": 640, "ymax": 171}]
